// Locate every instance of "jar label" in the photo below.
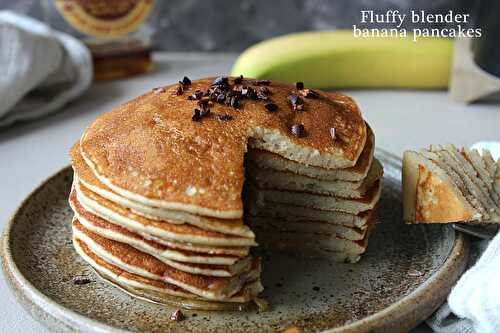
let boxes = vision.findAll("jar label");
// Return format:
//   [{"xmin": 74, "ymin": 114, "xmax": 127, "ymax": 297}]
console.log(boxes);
[{"xmin": 54, "ymin": 0, "xmax": 154, "ymax": 37}]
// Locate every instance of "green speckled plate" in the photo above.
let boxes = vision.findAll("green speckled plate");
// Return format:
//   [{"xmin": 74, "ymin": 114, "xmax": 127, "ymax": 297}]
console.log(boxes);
[{"xmin": 1, "ymin": 149, "xmax": 468, "ymax": 333}]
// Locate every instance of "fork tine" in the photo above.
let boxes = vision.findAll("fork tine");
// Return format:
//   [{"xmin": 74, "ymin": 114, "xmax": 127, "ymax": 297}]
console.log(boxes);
[{"xmin": 452, "ymin": 223, "xmax": 498, "ymax": 240}]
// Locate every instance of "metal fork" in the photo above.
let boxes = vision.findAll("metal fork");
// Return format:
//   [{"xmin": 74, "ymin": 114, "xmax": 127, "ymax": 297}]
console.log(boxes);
[{"xmin": 452, "ymin": 223, "xmax": 499, "ymax": 240}]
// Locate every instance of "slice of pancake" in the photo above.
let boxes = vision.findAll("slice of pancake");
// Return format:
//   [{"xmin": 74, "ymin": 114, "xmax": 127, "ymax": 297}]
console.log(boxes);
[
  {"xmin": 246, "ymin": 216, "xmax": 370, "ymax": 241},
  {"xmin": 249, "ymin": 158, "xmax": 383, "ymax": 198},
  {"xmin": 255, "ymin": 241, "xmax": 362, "ymax": 263},
  {"xmin": 252, "ymin": 228, "xmax": 366, "ymax": 262},
  {"xmin": 247, "ymin": 217, "xmax": 367, "ymax": 241},
  {"xmin": 71, "ymin": 143, "xmax": 254, "ymax": 238},
  {"xmin": 73, "ymin": 237, "xmax": 263, "ymax": 310},
  {"xmin": 72, "ymin": 221, "xmax": 261, "ymax": 301},
  {"xmin": 71, "ymin": 211, "xmax": 252, "ymax": 276},
  {"xmin": 251, "ymin": 180, "xmax": 381, "ymax": 214},
  {"xmin": 403, "ymin": 150, "xmax": 481, "ymax": 223},
  {"xmin": 248, "ymin": 204, "xmax": 373, "ymax": 229},
  {"xmin": 73, "ymin": 181, "xmax": 257, "ymax": 247},
  {"xmin": 246, "ymin": 200, "xmax": 373, "ymax": 228},
  {"xmin": 79, "ymin": 78, "xmax": 367, "ymax": 219},
  {"xmin": 252, "ymin": 227, "xmax": 368, "ymax": 255},
  {"xmin": 411, "ymin": 145, "xmax": 500, "ymax": 223},
  {"xmin": 247, "ymin": 124, "xmax": 375, "ymax": 182}
]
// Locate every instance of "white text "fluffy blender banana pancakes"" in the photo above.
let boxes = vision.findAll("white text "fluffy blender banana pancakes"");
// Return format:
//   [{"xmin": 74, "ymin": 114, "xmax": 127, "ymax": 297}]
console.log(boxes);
[{"xmin": 69, "ymin": 76, "xmax": 382, "ymax": 310}]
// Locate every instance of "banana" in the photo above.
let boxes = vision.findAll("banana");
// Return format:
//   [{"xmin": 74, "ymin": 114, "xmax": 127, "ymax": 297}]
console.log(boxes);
[{"xmin": 231, "ymin": 30, "xmax": 453, "ymax": 89}]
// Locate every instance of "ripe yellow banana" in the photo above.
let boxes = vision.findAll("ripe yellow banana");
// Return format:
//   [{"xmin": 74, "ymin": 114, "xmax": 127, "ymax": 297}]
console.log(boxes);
[{"xmin": 231, "ymin": 30, "xmax": 453, "ymax": 89}]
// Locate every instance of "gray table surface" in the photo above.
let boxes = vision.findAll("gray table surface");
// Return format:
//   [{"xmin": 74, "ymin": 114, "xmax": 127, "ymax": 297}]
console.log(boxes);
[{"xmin": 1, "ymin": 53, "xmax": 499, "ymax": 333}]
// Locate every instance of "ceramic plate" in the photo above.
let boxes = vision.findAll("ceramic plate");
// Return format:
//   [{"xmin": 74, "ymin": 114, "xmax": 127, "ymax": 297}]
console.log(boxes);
[{"xmin": 1, "ymin": 149, "xmax": 469, "ymax": 333}]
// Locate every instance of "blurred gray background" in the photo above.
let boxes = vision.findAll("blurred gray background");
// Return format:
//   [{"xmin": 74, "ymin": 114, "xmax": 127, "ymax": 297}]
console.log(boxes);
[{"xmin": 0, "ymin": 0, "xmax": 478, "ymax": 51}]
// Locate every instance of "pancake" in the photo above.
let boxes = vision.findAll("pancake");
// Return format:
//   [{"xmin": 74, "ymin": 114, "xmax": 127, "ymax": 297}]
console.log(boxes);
[
  {"xmin": 428, "ymin": 145, "xmax": 499, "ymax": 214},
  {"xmin": 72, "ymin": 220, "xmax": 251, "ymax": 277},
  {"xmin": 248, "ymin": 124, "xmax": 375, "ymax": 182},
  {"xmin": 73, "ymin": 237, "xmax": 263, "ymax": 310},
  {"xmin": 249, "ymin": 158, "xmax": 383, "ymax": 198},
  {"xmin": 252, "ymin": 227, "xmax": 368, "ymax": 254},
  {"xmin": 70, "ymin": 202, "xmax": 244, "ymax": 265},
  {"xmin": 73, "ymin": 181, "xmax": 257, "ymax": 247},
  {"xmin": 403, "ymin": 147, "xmax": 500, "ymax": 223},
  {"xmin": 246, "ymin": 199, "xmax": 373, "ymax": 228},
  {"xmin": 246, "ymin": 216, "xmax": 369, "ymax": 241},
  {"xmin": 247, "ymin": 201, "xmax": 373, "ymax": 228},
  {"xmin": 71, "ymin": 144, "xmax": 254, "ymax": 238},
  {"xmin": 79, "ymin": 78, "xmax": 367, "ymax": 219},
  {"xmin": 70, "ymin": 188, "xmax": 250, "ymax": 257},
  {"xmin": 251, "ymin": 180, "xmax": 381, "ymax": 214},
  {"xmin": 71, "ymin": 211, "xmax": 252, "ymax": 277},
  {"xmin": 73, "ymin": 220, "xmax": 261, "ymax": 301}
]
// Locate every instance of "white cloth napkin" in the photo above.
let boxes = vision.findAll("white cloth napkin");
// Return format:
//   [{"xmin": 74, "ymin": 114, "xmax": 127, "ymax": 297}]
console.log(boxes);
[
  {"xmin": 0, "ymin": 11, "xmax": 92, "ymax": 128},
  {"xmin": 427, "ymin": 142, "xmax": 500, "ymax": 333}
]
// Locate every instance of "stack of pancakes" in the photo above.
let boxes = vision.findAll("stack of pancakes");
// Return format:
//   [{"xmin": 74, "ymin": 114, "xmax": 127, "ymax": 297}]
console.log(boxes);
[
  {"xmin": 70, "ymin": 146, "xmax": 262, "ymax": 310},
  {"xmin": 69, "ymin": 76, "xmax": 381, "ymax": 309},
  {"xmin": 245, "ymin": 126, "xmax": 382, "ymax": 262}
]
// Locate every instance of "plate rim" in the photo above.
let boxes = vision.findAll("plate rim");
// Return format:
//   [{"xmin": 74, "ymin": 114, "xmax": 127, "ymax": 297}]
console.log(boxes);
[{"xmin": 1, "ymin": 149, "xmax": 469, "ymax": 333}]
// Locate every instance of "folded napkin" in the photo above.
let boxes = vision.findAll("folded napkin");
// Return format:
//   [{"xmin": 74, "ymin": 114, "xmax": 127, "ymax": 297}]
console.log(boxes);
[
  {"xmin": 0, "ymin": 11, "xmax": 92, "ymax": 128},
  {"xmin": 427, "ymin": 142, "xmax": 500, "ymax": 333}
]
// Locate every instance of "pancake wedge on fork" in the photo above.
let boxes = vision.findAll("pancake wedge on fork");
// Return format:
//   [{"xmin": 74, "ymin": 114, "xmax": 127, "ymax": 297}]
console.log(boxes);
[
  {"xmin": 403, "ymin": 145, "xmax": 500, "ymax": 224},
  {"xmin": 69, "ymin": 76, "xmax": 382, "ymax": 309}
]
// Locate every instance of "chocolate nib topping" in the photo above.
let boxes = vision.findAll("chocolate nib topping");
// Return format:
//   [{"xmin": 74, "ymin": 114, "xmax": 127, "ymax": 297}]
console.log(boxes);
[
  {"xmin": 299, "ymin": 88, "xmax": 319, "ymax": 99},
  {"xmin": 187, "ymin": 89, "xmax": 203, "ymax": 100},
  {"xmin": 172, "ymin": 84, "xmax": 184, "ymax": 96},
  {"xmin": 242, "ymin": 86, "xmax": 258, "ymax": 100},
  {"xmin": 170, "ymin": 309, "xmax": 184, "ymax": 321},
  {"xmin": 288, "ymin": 93, "xmax": 304, "ymax": 111},
  {"xmin": 192, "ymin": 108, "xmax": 203, "ymax": 121},
  {"xmin": 234, "ymin": 75, "xmax": 244, "ymax": 85},
  {"xmin": 264, "ymin": 102, "xmax": 278, "ymax": 112},
  {"xmin": 183, "ymin": 76, "xmax": 316, "ymax": 122},
  {"xmin": 216, "ymin": 93, "xmax": 226, "ymax": 104},
  {"xmin": 212, "ymin": 76, "xmax": 229, "ymax": 87},
  {"xmin": 230, "ymin": 96, "xmax": 240, "ymax": 108},
  {"xmin": 257, "ymin": 86, "xmax": 270, "ymax": 100},
  {"xmin": 291, "ymin": 123, "xmax": 306, "ymax": 137},
  {"xmin": 73, "ymin": 276, "xmax": 92, "ymax": 285},
  {"xmin": 181, "ymin": 76, "xmax": 192, "ymax": 86},
  {"xmin": 287, "ymin": 93, "xmax": 301, "ymax": 105},
  {"xmin": 197, "ymin": 99, "xmax": 212, "ymax": 116}
]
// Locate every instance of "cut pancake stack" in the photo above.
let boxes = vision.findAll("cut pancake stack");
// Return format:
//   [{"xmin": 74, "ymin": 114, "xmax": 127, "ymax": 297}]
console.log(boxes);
[
  {"xmin": 403, "ymin": 144, "xmax": 500, "ymax": 224},
  {"xmin": 245, "ymin": 126, "xmax": 382, "ymax": 263},
  {"xmin": 70, "ymin": 146, "xmax": 262, "ymax": 310},
  {"xmin": 69, "ymin": 76, "xmax": 382, "ymax": 309}
]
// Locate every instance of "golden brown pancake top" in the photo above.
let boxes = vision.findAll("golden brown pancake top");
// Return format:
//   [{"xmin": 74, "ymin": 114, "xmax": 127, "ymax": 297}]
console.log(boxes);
[
  {"xmin": 71, "ymin": 143, "xmax": 248, "ymax": 230},
  {"xmin": 79, "ymin": 77, "xmax": 366, "ymax": 215}
]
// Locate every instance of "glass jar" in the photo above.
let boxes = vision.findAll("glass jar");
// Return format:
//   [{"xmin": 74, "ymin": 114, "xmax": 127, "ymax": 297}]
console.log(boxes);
[{"xmin": 43, "ymin": 0, "xmax": 157, "ymax": 80}]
